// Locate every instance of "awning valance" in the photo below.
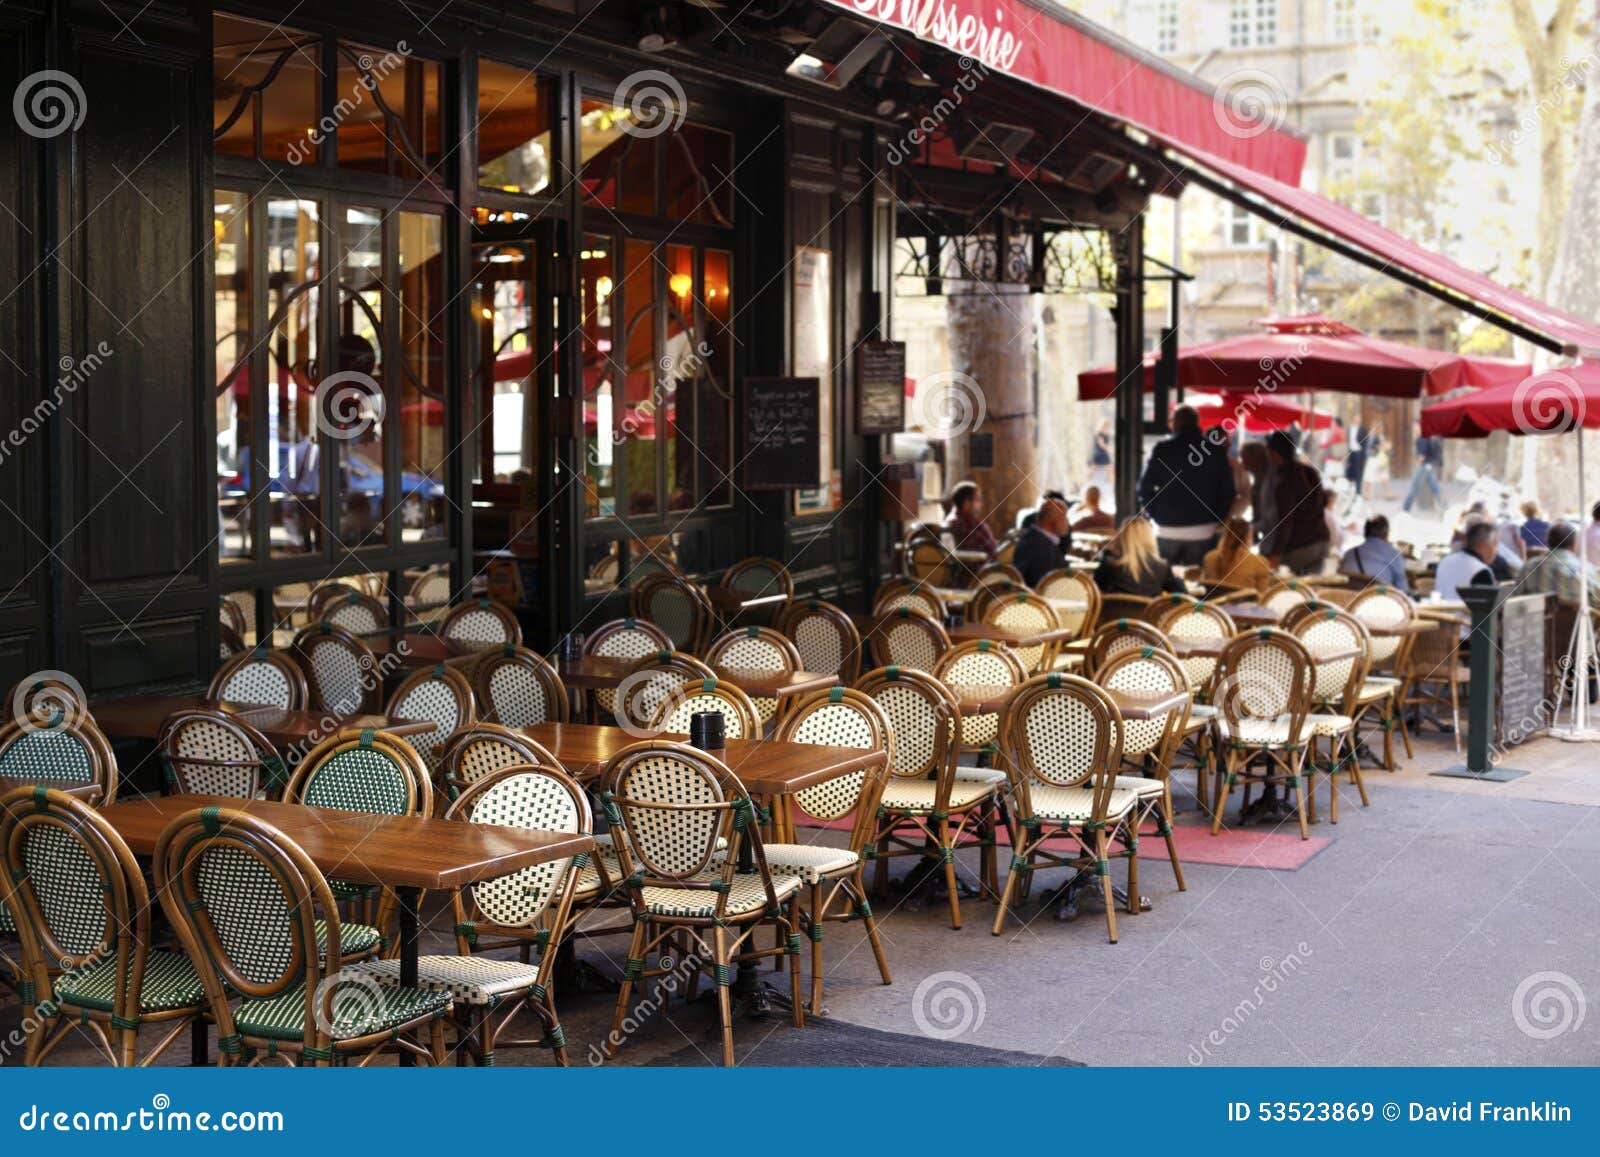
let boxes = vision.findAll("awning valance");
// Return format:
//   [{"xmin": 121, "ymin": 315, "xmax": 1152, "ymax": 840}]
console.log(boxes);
[{"xmin": 820, "ymin": 0, "xmax": 1306, "ymax": 185}]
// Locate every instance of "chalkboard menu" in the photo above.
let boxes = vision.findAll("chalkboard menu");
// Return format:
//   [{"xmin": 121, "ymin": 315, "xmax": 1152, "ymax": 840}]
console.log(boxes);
[
  {"xmin": 1497, "ymin": 592, "xmax": 1548, "ymax": 745},
  {"xmin": 743, "ymin": 377, "xmax": 821, "ymax": 490},
  {"xmin": 857, "ymin": 340, "xmax": 906, "ymax": 434},
  {"xmin": 969, "ymin": 431, "xmax": 995, "ymax": 469}
]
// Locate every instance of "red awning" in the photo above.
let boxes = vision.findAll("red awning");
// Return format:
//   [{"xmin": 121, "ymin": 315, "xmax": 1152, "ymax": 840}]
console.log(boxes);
[
  {"xmin": 1190, "ymin": 391, "xmax": 1333, "ymax": 434},
  {"xmin": 1172, "ymin": 148, "xmax": 1600, "ymax": 357},
  {"xmin": 821, "ymin": 0, "xmax": 1305, "ymax": 184},
  {"xmin": 1077, "ymin": 323, "xmax": 1529, "ymax": 401},
  {"xmin": 1420, "ymin": 365, "xmax": 1600, "ymax": 439}
]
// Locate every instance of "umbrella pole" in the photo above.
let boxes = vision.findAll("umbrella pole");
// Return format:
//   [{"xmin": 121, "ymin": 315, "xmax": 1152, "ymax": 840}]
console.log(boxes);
[{"xmin": 1552, "ymin": 427, "xmax": 1600, "ymax": 741}]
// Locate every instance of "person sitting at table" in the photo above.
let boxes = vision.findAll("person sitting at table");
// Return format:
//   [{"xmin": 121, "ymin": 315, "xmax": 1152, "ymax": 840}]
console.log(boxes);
[
  {"xmin": 1013, "ymin": 494, "xmax": 1073, "ymax": 585},
  {"xmin": 1434, "ymin": 520, "xmax": 1500, "ymax": 601},
  {"xmin": 1094, "ymin": 515, "xmax": 1187, "ymax": 598},
  {"xmin": 1339, "ymin": 515, "xmax": 1409, "ymax": 592},
  {"xmin": 941, "ymin": 479, "xmax": 999, "ymax": 556},
  {"xmin": 1519, "ymin": 500, "xmax": 1551, "ymax": 550},
  {"xmin": 1200, "ymin": 517, "xmax": 1274, "ymax": 593},
  {"xmin": 1519, "ymin": 521, "xmax": 1600, "ymax": 610},
  {"xmin": 1068, "ymin": 485, "xmax": 1116, "ymax": 533}
]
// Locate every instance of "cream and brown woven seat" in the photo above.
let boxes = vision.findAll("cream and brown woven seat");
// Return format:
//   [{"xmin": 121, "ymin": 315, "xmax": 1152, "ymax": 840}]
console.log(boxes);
[
  {"xmin": 980, "ymin": 590, "xmax": 1061, "ymax": 673},
  {"xmin": 991, "ymin": 673, "xmax": 1141, "ymax": 942},
  {"xmin": 1150, "ymin": 594, "xmax": 1234, "ymax": 692},
  {"xmin": 322, "ymin": 590, "xmax": 390, "ymax": 636},
  {"xmin": 582, "ymin": 618, "xmax": 672, "ymax": 720},
  {"xmin": 356, "ymin": 764, "xmax": 591, "ymax": 1065},
  {"xmin": 933, "ymin": 639, "xmax": 1027, "ymax": 754},
  {"xmin": 705, "ymin": 626, "xmax": 803, "ymax": 728},
  {"xmin": 859, "ymin": 667, "xmax": 1000, "ymax": 930},
  {"xmin": 1208, "ymin": 630, "xmax": 1315, "ymax": 839},
  {"xmin": 600, "ymin": 742, "xmax": 805, "ymax": 1065},
  {"xmin": 648, "ymin": 678, "xmax": 761, "ymax": 740},
  {"xmin": 473, "ymin": 645, "xmax": 569, "ymax": 728},
  {"xmin": 291, "ymin": 623, "xmax": 380, "ymax": 720},
  {"xmin": 442, "ymin": 598, "xmax": 523, "ymax": 656},
  {"xmin": 776, "ymin": 597, "xmax": 861, "ymax": 683},
  {"xmin": 613, "ymin": 650, "xmax": 716, "ymax": 734},
  {"xmin": 385, "ymin": 663, "xmax": 477, "ymax": 782},
  {"xmin": 157, "ymin": 708, "xmax": 281, "ymax": 799},
  {"xmin": 1348, "ymin": 585, "xmax": 1418, "ymax": 768},
  {"xmin": 872, "ymin": 577, "xmax": 947, "ymax": 621},
  {"xmin": 209, "ymin": 646, "xmax": 309, "ymax": 710},
  {"xmin": 865, "ymin": 606, "xmax": 950, "ymax": 672},
  {"xmin": 1284, "ymin": 604, "xmax": 1373, "ymax": 823}
]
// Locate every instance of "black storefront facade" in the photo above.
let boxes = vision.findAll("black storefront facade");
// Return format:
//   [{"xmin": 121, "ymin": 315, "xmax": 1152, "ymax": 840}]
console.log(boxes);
[{"xmin": 1, "ymin": 0, "xmax": 1260, "ymax": 697}]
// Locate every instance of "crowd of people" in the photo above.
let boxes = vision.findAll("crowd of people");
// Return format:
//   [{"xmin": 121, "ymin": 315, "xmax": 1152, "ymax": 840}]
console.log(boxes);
[{"xmin": 933, "ymin": 402, "xmax": 1600, "ymax": 616}]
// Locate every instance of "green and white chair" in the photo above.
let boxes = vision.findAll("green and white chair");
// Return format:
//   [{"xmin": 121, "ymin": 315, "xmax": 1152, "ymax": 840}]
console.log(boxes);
[
  {"xmin": 157, "ymin": 708, "xmax": 281, "ymax": 798},
  {"xmin": 1, "ymin": 786, "xmax": 206, "ymax": 1066},
  {"xmin": 630, "ymin": 573, "xmax": 713, "ymax": 653},
  {"xmin": 437, "ymin": 723, "xmax": 561, "ymax": 801},
  {"xmin": 582, "ymin": 618, "xmax": 671, "ymax": 720},
  {"xmin": 704, "ymin": 626, "xmax": 802, "ymax": 728},
  {"xmin": 154, "ymin": 805, "xmax": 450, "ymax": 1066},
  {"xmin": 600, "ymin": 741, "xmax": 804, "ymax": 1066},
  {"xmin": 0, "ymin": 715, "xmax": 119, "ymax": 806},
  {"xmin": 355, "ymin": 764, "xmax": 592, "ymax": 1066},
  {"xmin": 208, "ymin": 646, "xmax": 309, "ymax": 710},
  {"xmin": 472, "ymin": 645, "xmax": 568, "ymax": 728},
  {"xmin": 614, "ymin": 650, "xmax": 715, "ymax": 734}
]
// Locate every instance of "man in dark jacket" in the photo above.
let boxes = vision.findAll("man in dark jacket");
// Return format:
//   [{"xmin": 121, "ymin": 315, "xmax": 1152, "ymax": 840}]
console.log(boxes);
[
  {"xmin": 1013, "ymin": 494, "xmax": 1072, "ymax": 585},
  {"xmin": 1137, "ymin": 405, "xmax": 1236, "ymax": 566},
  {"xmin": 1260, "ymin": 430, "xmax": 1330, "ymax": 574}
]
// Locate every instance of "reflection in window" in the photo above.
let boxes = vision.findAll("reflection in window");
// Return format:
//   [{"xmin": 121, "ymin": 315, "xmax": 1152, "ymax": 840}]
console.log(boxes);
[
  {"xmin": 335, "ymin": 41, "xmax": 443, "ymax": 183},
  {"xmin": 398, "ymin": 212, "xmax": 447, "ymax": 542},
  {"xmin": 621, "ymin": 239, "xmax": 658, "ymax": 518},
  {"xmin": 215, "ymin": 191, "xmax": 252, "ymax": 560},
  {"xmin": 474, "ymin": 245, "xmax": 537, "ymax": 482},
  {"xmin": 337, "ymin": 205, "xmax": 385, "ymax": 546},
  {"xmin": 579, "ymin": 99, "xmax": 658, "ymax": 214},
  {"xmin": 477, "ymin": 61, "xmax": 552, "ymax": 195},
  {"xmin": 266, "ymin": 198, "xmax": 321, "ymax": 558},
  {"xmin": 212, "ymin": 14, "xmax": 322, "ymax": 164},
  {"xmin": 580, "ymin": 236, "xmax": 616, "ymax": 518}
]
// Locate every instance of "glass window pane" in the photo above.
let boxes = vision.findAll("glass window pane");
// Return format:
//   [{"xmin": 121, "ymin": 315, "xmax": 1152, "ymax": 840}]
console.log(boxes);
[
  {"xmin": 663, "ymin": 244, "xmax": 695, "ymax": 512},
  {"xmin": 266, "ymin": 198, "xmax": 322, "ymax": 558},
  {"xmin": 398, "ymin": 211, "xmax": 447, "ymax": 543},
  {"xmin": 404, "ymin": 562, "xmax": 451, "ymax": 626},
  {"xmin": 580, "ymin": 235, "xmax": 616, "ymax": 517},
  {"xmin": 213, "ymin": 14, "xmax": 322, "ymax": 164},
  {"xmin": 579, "ymin": 99, "xmax": 657, "ymax": 213},
  {"xmin": 336, "ymin": 42, "xmax": 443, "ymax": 183},
  {"xmin": 474, "ymin": 244, "xmax": 536, "ymax": 484},
  {"xmin": 336, "ymin": 205, "xmax": 385, "ymax": 547},
  {"xmin": 477, "ymin": 61, "xmax": 552, "ymax": 195},
  {"xmin": 699, "ymin": 248, "xmax": 733, "ymax": 507},
  {"xmin": 665, "ymin": 125, "xmax": 732, "ymax": 226},
  {"xmin": 215, "ymin": 191, "xmax": 253, "ymax": 560},
  {"xmin": 620, "ymin": 239, "xmax": 658, "ymax": 518}
]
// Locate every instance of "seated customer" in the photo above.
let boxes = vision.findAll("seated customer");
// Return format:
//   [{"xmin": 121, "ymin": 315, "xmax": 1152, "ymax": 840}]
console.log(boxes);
[
  {"xmin": 1339, "ymin": 515, "xmax": 1409, "ymax": 591},
  {"xmin": 1013, "ymin": 494, "xmax": 1072, "ymax": 586},
  {"xmin": 1068, "ymin": 485, "xmax": 1116, "ymax": 533},
  {"xmin": 941, "ymin": 479, "xmax": 999, "ymax": 556},
  {"xmin": 1434, "ymin": 521, "xmax": 1500, "ymax": 601},
  {"xmin": 1094, "ymin": 516, "xmax": 1188, "ymax": 598},
  {"xmin": 1201, "ymin": 517, "xmax": 1274, "ymax": 593},
  {"xmin": 1520, "ymin": 521, "xmax": 1600, "ymax": 610}
]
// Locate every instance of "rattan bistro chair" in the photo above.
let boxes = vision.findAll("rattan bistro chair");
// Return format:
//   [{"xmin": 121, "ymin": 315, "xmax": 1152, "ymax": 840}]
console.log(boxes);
[
  {"xmin": 600, "ymin": 742, "xmax": 805, "ymax": 1066},
  {"xmin": 473, "ymin": 645, "xmax": 569, "ymax": 728},
  {"xmin": 209, "ymin": 646, "xmax": 309, "ymax": 710},
  {"xmin": 649, "ymin": 678, "xmax": 762, "ymax": 740},
  {"xmin": 765, "ymin": 688, "xmax": 894, "ymax": 1011},
  {"xmin": 385, "ymin": 663, "xmax": 478, "ymax": 779},
  {"xmin": 0, "ymin": 715, "xmax": 119, "ymax": 805},
  {"xmin": 1348, "ymin": 585, "xmax": 1417, "ymax": 768},
  {"xmin": 981, "ymin": 590, "xmax": 1062, "ymax": 673},
  {"xmin": 777, "ymin": 597, "xmax": 862, "ymax": 684},
  {"xmin": 614, "ymin": 650, "xmax": 717, "ymax": 733},
  {"xmin": 865, "ymin": 607, "xmax": 951, "ymax": 672},
  {"xmin": 6, "ymin": 675, "xmax": 92, "ymax": 727},
  {"xmin": 1285, "ymin": 604, "xmax": 1373, "ymax": 822},
  {"xmin": 437, "ymin": 724, "xmax": 562, "ymax": 802},
  {"xmin": 859, "ymin": 667, "xmax": 1003, "ymax": 930},
  {"xmin": 583, "ymin": 618, "xmax": 672, "ymax": 720},
  {"xmin": 1208, "ymin": 630, "xmax": 1316, "ymax": 840},
  {"xmin": 872, "ymin": 577, "xmax": 948, "ymax": 621},
  {"xmin": 631, "ymin": 573, "xmax": 714, "ymax": 654},
  {"xmin": 705, "ymin": 626, "xmax": 803, "ymax": 728},
  {"xmin": 1, "ymin": 787, "xmax": 206, "ymax": 1066},
  {"xmin": 323, "ymin": 591, "xmax": 390, "ymax": 636},
  {"xmin": 157, "ymin": 708, "xmax": 282, "ymax": 799},
  {"xmin": 990, "ymin": 674, "xmax": 1139, "ymax": 942},
  {"xmin": 722, "ymin": 557, "xmax": 795, "ymax": 601},
  {"xmin": 1150, "ymin": 594, "xmax": 1234, "ymax": 693},
  {"xmin": 442, "ymin": 598, "xmax": 524, "ymax": 656},
  {"xmin": 1037, "ymin": 567, "xmax": 1100, "ymax": 642},
  {"xmin": 283, "ymin": 729, "xmax": 434, "ymax": 955},
  {"xmin": 932, "ymin": 639, "xmax": 1028, "ymax": 757},
  {"xmin": 356, "ymin": 765, "xmax": 593, "ymax": 1066},
  {"xmin": 154, "ymin": 806, "xmax": 451, "ymax": 1066},
  {"xmin": 291, "ymin": 623, "xmax": 380, "ymax": 719},
  {"xmin": 1095, "ymin": 592, "xmax": 1154, "ymax": 626}
]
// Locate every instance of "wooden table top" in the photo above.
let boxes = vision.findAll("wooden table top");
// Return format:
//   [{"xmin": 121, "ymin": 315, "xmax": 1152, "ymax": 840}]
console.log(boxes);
[
  {"xmin": 0, "ymin": 778, "xmax": 102, "ymax": 803},
  {"xmin": 704, "ymin": 586, "xmax": 791, "ymax": 614},
  {"xmin": 99, "ymin": 795, "xmax": 592, "ymax": 891},
  {"xmin": 1221, "ymin": 602, "xmax": 1284, "ymax": 625},
  {"xmin": 557, "ymin": 654, "xmax": 638, "ymax": 689},
  {"xmin": 1366, "ymin": 619, "xmax": 1441, "ymax": 637},
  {"xmin": 520, "ymin": 722, "xmax": 886, "ymax": 796},
  {"xmin": 361, "ymin": 632, "xmax": 477, "ymax": 668},
  {"xmin": 947, "ymin": 684, "xmax": 1189, "ymax": 719},
  {"xmin": 854, "ymin": 614, "xmax": 1077, "ymax": 648},
  {"xmin": 555, "ymin": 656, "xmax": 838, "ymax": 698},
  {"xmin": 90, "ymin": 694, "xmax": 435, "ymax": 746}
]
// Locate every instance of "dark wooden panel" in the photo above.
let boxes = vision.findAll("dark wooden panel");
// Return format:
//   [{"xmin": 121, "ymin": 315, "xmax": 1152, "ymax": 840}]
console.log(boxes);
[
  {"xmin": 0, "ymin": 630, "xmax": 49, "ymax": 692},
  {"xmin": 72, "ymin": 46, "xmax": 205, "ymax": 588},
  {"xmin": 81, "ymin": 613, "xmax": 206, "ymax": 692}
]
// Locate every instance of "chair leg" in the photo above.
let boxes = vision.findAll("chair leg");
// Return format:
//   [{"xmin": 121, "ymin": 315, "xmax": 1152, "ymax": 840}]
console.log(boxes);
[
  {"xmin": 712, "ymin": 926, "xmax": 735, "ymax": 1067},
  {"xmin": 606, "ymin": 920, "xmax": 648, "ymax": 1059},
  {"xmin": 938, "ymin": 818, "xmax": 961, "ymax": 930},
  {"xmin": 1096, "ymin": 830, "xmax": 1119, "ymax": 943},
  {"xmin": 1123, "ymin": 822, "xmax": 1140, "ymax": 916},
  {"xmin": 808, "ymin": 883, "xmax": 825, "ymax": 1015},
  {"xmin": 1396, "ymin": 697, "xmax": 1414, "ymax": 761},
  {"xmin": 1160, "ymin": 787, "xmax": 1186, "ymax": 891},
  {"xmin": 1328, "ymin": 734, "xmax": 1341, "ymax": 825},
  {"xmin": 854, "ymin": 876, "xmax": 891, "ymax": 984},
  {"xmin": 991, "ymin": 849, "xmax": 1023, "ymax": 936},
  {"xmin": 118, "ymin": 1026, "xmax": 138, "ymax": 1068},
  {"xmin": 787, "ymin": 919, "xmax": 804, "ymax": 1030},
  {"xmin": 1292, "ymin": 754, "xmax": 1309, "ymax": 841},
  {"xmin": 429, "ymin": 1017, "xmax": 447, "ymax": 1066},
  {"xmin": 1210, "ymin": 756, "xmax": 1234, "ymax": 835}
]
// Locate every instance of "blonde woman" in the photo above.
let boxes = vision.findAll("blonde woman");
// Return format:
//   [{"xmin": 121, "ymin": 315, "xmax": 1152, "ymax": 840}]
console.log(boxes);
[
  {"xmin": 1093, "ymin": 516, "xmax": 1187, "ymax": 597},
  {"xmin": 1201, "ymin": 517, "xmax": 1274, "ymax": 593}
]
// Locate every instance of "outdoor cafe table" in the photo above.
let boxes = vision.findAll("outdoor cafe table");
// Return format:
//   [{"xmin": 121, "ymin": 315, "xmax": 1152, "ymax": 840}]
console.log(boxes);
[
  {"xmin": 703, "ymin": 586, "xmax": 791, "ymax": 616},
  {"xmin": 98, "ymin": 793, "xmax": 592, "ymax": 1064},
  {"xmin": 1220, "ymin": 602, "xmax": 1283, "ymax": 626},
  {"xmin": 854, "ymin": 613, "xmax": 1079, "ymax": 649},
  {"xmin": 556, "ymin": 655, "xmax": 838, "ymax": 700},
  {"xmin": 949, "ymin": 684, "xmax": 1191, "ymax": 718},
  {"xmin": 90, "ymin": 694, "xmax": 438, "ymax": 747},
  {"xmin": 361, "ymin": 632, "xmax": 480, "ymax": 669}
]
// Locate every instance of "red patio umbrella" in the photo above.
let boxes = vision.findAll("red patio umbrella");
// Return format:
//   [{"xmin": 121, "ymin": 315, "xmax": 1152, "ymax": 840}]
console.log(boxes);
[
  {"xmin": 1077, "ymin": 316, "xmax": 1529, "ymax": 400},
  {"xmin": 1189, "ymin": 390, "xmax": 1334, "ymax": 433},
  {"xmin": 1420, "ymin": 363, "xmax": 1600, "ymax": 739}
]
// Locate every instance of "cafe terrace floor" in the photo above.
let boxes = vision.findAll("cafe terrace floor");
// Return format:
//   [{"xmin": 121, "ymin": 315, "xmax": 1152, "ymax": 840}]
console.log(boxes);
[{"xmin": 7, "ymin": 728, "xmax": 1596, "ymax": 1068}]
